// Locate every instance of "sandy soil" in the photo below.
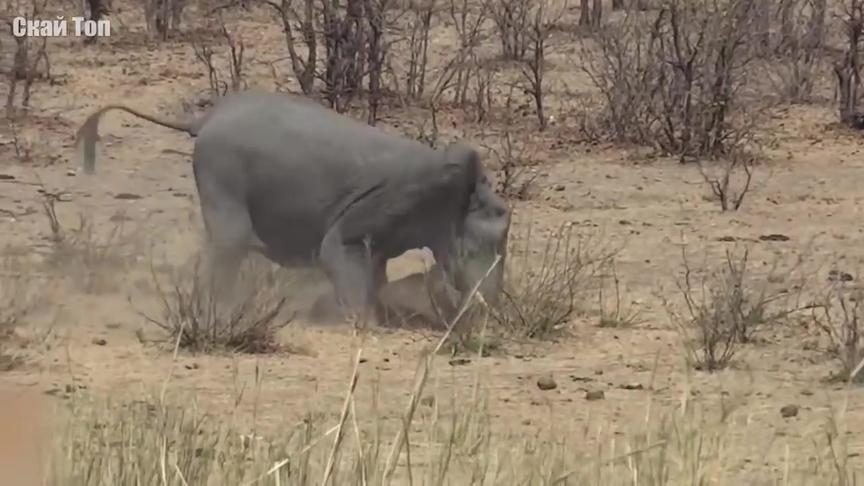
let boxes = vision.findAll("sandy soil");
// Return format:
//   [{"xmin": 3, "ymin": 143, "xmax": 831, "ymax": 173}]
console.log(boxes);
[{"xmin": 2, "ymin": 1, "xmax": 864, "ymax": 482}]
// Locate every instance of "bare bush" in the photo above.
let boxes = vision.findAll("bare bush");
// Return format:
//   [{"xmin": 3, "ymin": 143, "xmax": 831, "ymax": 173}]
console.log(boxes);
[
  {"xmin": 429, "ymin": 0, "xmax": 488, "ymax": 112},
  {"xmin": 4, "ymin": 0, "xmax": 52, "ymax": 114},
  {"xmin": 765, "ymin": 0, "xmax": 825, "ymax": 102},
  {"xmin": 6, "ymin": 117, "xmax": 32, "ymax": 162},
  {"xmin": 404, "ymin": 0, "xmax": 436, "ymax": 99},
  {"xmin": 486, "ymin": 0, "xmax": 530, "ymax": 60},
  {"xmin": 581, "ymin": 0, "xmax": 759, "ymax": 159},
  {"xmin": 596, "ymin": 260, "xmax": 642, "ymax": 328},
  {"xmin": 483, "ymin": 93, "xmax": 538, "ymax": 199},
  {"xmin": 0, "ymin": 259, "xmax": 39, "ymax": 370},
  {"xmin": 319, "ymin": 0, "xmax": 368, "ymax": 112},
  {"xmin": 41, "ymin": 193, "xmax": 136, "ymax": 293},
  {"xmin": 490, "ymin": 224, "xmax": 616, "ymax": 339},
  {"xmin": 191, "ymin": 12, "xmax": 247, "ymax": 97},
  {"xmin": 145, "ymin": 0, "xmax": 187, "ymax": 40},
  {"xmin": 662, "ymin": 246, "xmax": 803, "ymax": 372},
  {"xmin": 261, "ymin": 0, "xmax": 318, "ymax": 95},
  {"xmin": 138, "ymin": 254, "xmax": 294, "ymax": 354},
  {"xmin": 82, "ymin": 0, "xmax": 111, "ymax": 45},
  {"xmin": 812, "ymin": 273, "xmax": 864, "ymax": 382},
  {"xmin": 835, "ymin": 0, "xmax": 864, "ymax": 126},
  {"xmin": 697, "ymin": 154, "xmax": 754, "ymax": 211},
  {"xmin": 518, "ymin": 0, "xmax": 561, "ymax": 131},
  {"xmin": 364, "ymin": 0, "xmax": 393, "ymax": 124}
]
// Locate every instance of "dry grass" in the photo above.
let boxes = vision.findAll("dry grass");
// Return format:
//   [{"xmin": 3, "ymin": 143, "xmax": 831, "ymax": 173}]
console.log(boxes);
[
  {"xmin": 45, "ymin": 348, "xmax": 864, "ymax": 485},
  {"xmin": 0, "ymin": 256, "xmax": 44, "ymax": 370},
  {"xmin": 661, "ymin": 245, "xmax": 809, "ymax": 372},
  {"xmin": 40, "ymin": 194, "xmax": 139, "ymax": 294},
  {"xmin": 490, "ymin": 223, "xmax": 617, "ymax": 339},
  {"xmin": 811, "ymin": 268, "xmax": 864, "ymax": 383},
  {"xmin": 136, "ymin": 254, "xmax": 297, "ymax": 354}
]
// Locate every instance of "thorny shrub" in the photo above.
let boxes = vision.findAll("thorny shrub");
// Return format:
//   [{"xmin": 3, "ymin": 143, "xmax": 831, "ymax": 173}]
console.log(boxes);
[
  {"xmin": 490, "ymin": 223, "xmax": 616, "ymax": 339},
  {"xmin": 580, "ymin": 0, "xmax": 760, "ymax": 159},
  {"xmin": 41, "ymin": 194, "xmax": 137, "ymax": 293},
  {"xmin": 662, "ymin": 246, "xmax": 805, "ymax": 372},
  {"xmin": 0, "ymin": 257, "xmax": 42, "ymax": 370},
  {"xmin": 811, "ymin": 271, "xmax": 864, "ymax": 382},
  {"xmin": 138, "ymin": 254, "xmax": 294, "ymax": 354}
]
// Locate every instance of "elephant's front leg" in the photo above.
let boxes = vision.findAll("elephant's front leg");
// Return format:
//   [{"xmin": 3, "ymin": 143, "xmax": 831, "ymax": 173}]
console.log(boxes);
[{"xmin": 319, "ymin": 228, "xmax": 379, "ymax": 325}]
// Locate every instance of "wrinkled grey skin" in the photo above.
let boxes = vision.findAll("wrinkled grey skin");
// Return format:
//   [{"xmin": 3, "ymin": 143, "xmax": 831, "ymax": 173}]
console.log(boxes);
[{"xmin": 78, "ymin": 90, "xmax": 511, "ymax": 321}]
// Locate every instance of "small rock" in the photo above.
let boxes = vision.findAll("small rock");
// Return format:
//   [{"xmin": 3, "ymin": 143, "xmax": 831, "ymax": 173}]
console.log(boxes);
[
  {"xmin": 448, "ymin": 358, "xmax": 471, "ymax": 366},
  {"xmin": 91, "ymin": 337, "xmax": 107, "ymax": 346},
  {"xmin": 759, "ymin": 233, "xmax": 790, "ymax": 242},
  {"xmin": 115, "ymin": 193, "xmax": 142, "ymax": 200},
  {"xmin": 800, "ymin": 389, "xmax": 814, "ymax": 396},
  {"xmin": 184, "ymin": 363, "xmax": 199, "ymax": 370},
  {"xmin": 420, "ymin": 395, "xmax": 435, "ymax": 407},
  {"xmin": 780, "ymin": 404, "xmax": 799, "ymax": 418},
  {"xmin": 66, "ymin": 169, "xmax": 76, "ymax": 177},
  {"xmin": 619, "ymin": 383, "xmax": 644, "ymax": 390},
  {"xmin": 553, "ymin": 184, "xmax": 565, "ymax": 191},
  {"xmin": 0, "ymin": 174, "xmax": 15, "ymax": 180},
  {"xmin": 359, "ymin": 357, "xmax": 368, "ymax": 364},
  {"xmin": 585, "ymin": 390, "xmax": 605, "ymax": 401},
  {"xmin": 536, "ymin": 375, "xmax": 557, "ymax": 391},
  {"xmin": 828, "ymin": 270, "xmax": 854, "ymax": 282}
]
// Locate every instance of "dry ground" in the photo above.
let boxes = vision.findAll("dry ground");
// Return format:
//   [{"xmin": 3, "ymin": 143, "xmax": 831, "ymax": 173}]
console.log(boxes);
[{"xmin": 2, "ymin": 1, "xmax": 864, "ymax": 484}]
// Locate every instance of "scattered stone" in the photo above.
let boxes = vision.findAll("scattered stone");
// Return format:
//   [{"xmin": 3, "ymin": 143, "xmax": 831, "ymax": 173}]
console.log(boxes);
[
  {"xmin": 800, "ymin": 389, "xmax": 814, "ymax": 396},
  {"xmin": 569, "ymin": 375, "xmax": 594, "ymax": 382},
  {"xmin": 184, "ymin": 363, "xmax": 199, "ymax": 370},
  {"xmin": 619, "ymin": 383, "xmax": 644, "ymax": 390},
  {"xmin": 828, "ymin": 269, "xmax": 854, "ymax": 282},
  {"xmin": 585, "ymin": 390, "xmax": 605, "ymax": 401},
  {"xmin": 759, "ymin": 233, "xmax": 790, "ymax": 242},
  {"xmin": 91, "ymin": 337, "xmax": 107, "ymax": 346},
  {"xmin": 359, "ymin": 357, "xmax": 368, "ymax": 364},
  {"xmin": 780, "ymin": 404, "xmax": 799, "ymax": 418},
  {"xmin": 448, "ymin": 358, "xmax": 471, "ymax": 366},
  {"xmin": 65, "ymin": 169, "xmax": 76, "ymax": 177},
  {"xmin": 115, "ymin": 192, "xmax": 142, "ymax": 200},
  {"xmin": 536, "ymin": 375, "xmax": 557, "ymax": 391},
  {"xmin": 553, "ymin": 184, "xmax": 565, "ymax": 191},
  {"xmin": 57, "ymin": 193, "xmax": 73, "ymax": 202},
  {"xmin": 716, "ymin": 235, "xmax": 737, "ymax": 242}
]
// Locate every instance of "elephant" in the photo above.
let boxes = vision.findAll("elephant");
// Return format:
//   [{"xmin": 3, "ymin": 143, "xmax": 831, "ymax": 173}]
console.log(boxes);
[{"xmin": 76, "ymin": 90, "xmax": 511, "ymax": 323}]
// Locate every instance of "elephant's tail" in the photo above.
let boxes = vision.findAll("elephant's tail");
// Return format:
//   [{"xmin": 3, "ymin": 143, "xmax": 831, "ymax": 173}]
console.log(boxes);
[{"xmin": 75, "ymin": 104, "xmax": 206, "ymax": 175}]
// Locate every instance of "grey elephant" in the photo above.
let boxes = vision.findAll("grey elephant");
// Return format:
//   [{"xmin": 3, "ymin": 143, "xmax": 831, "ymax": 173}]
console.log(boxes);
[{"xmin": 76, "ymin": 90, "xmax": 511, "ymax": 323}]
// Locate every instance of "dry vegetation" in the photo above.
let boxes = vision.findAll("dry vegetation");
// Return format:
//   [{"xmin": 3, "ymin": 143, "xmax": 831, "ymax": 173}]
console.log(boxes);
[{"xmin": 3, "ymin": 0, "xmax": 864, "ymax": 483}]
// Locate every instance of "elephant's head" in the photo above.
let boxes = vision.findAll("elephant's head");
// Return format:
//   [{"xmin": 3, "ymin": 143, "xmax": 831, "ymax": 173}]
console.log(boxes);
[{"xmin": 443, "ymin": 144, "xmax": 512, "ymax": 307}]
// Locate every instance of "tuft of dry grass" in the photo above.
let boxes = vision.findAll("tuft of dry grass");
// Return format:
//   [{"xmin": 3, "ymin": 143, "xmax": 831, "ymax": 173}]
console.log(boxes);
[
  {"xmin": 41, "ymin": 193, "xmax": 138, "ymax": 293},
  {"xmin": 596, "ymin": 259, "xmax": 643, "ymax": 329},
  {"xmin": 811, "ymin": 268, "xmax": 864, "ymax": 383},
  {"xmin": 661, "ymin": 245, "xmax": 807, "ymax": 372},
  {"xmin": 136, "ymin": 253, "xmax": 296, "ymax": 354},
  {"xmin": 490, "ymin": 222, "xmax": 617, "ymax": 339},
  {"xmin": 45, "ymin": 347, "xmax": 864, "ymax": 485},
  {"xmin": 0, "ymin": 255, "xmax": 44, "ymax": 370}
]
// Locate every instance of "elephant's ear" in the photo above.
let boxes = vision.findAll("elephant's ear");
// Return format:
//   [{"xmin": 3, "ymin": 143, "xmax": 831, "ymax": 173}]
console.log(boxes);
[
  {"xmin": 333, "ymin": 142, "xmax": 480, "ymax": 245},
  {"xmin": 442, "ymin": 142, "xmax": 481, "ymax": 187}
]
